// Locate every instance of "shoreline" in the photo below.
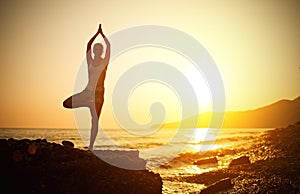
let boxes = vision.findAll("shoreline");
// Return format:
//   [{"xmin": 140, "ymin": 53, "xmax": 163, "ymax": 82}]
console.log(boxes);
[
  {"xmin": 164, "ymin": 122, "xmax": 300, "ymax": 193},
  {"xmin": 1, "ymin": 123, "xmax": 299, "ymax": 193}
]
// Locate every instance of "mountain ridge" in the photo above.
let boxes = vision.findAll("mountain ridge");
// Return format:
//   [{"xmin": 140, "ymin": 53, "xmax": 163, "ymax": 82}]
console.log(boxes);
[{"xmin": 157, "ymin": 96, "xmax": 300, "ymax": 128}]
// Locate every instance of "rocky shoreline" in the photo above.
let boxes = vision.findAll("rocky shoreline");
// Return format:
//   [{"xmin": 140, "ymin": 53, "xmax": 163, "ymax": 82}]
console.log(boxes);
[
  {"xmin": 0, "ymin": 138, "xmax": 162, "ymax": 194},
  {"xmin": 1, "ymin": 122, "xmax": 299, "ymax": 193},
  {"xmin": 166, "ymin": 122, "xmax": 300, "ymax": 193}
]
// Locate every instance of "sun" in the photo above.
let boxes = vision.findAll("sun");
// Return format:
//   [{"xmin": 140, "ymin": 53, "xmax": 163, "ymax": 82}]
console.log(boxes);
[{"xmin": 184, "ymin": 67, "xmax": 212, "ymax": 113}]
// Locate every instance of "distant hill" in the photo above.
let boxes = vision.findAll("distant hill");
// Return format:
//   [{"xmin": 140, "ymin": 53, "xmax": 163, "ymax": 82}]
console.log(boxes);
[{"xmin": 157, "ymin": 96, "xmax": 300, "ymax": 128}]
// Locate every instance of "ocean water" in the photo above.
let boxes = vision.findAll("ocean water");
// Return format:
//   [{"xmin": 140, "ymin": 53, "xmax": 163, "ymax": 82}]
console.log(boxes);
[{"xmin": 0, "ymin": 127, "xmax": 273, "ymax": 193}]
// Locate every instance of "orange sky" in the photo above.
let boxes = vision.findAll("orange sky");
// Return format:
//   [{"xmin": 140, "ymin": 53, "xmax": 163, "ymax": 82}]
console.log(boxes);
[{"xmin": 0, "ymin": 0, "xmax": 299, "ymax": 128}]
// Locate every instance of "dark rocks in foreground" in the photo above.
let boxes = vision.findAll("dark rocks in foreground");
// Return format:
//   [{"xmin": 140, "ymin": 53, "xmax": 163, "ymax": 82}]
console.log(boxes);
[{"xmin": 0, "ymin": 138, "xmax": 162, "ymax": 194}]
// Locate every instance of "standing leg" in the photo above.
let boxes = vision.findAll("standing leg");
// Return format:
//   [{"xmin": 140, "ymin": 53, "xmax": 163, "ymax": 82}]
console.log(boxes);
[
  {"xmin": 88, "ymin": 92, "xmax": 104, "ymax": 150},
  {"xmin": 89, "ymin": 106, "xmax": 99, "ymax": 150}
]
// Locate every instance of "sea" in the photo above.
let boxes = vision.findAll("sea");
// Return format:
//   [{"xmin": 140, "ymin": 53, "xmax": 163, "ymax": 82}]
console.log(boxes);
[{"xmin": 0, "ymin": 127, "xmax": 273, "ymax": 193}]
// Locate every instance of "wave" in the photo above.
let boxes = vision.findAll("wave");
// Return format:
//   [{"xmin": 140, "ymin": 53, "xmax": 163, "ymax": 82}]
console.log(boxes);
[{"xmin": 147, "ymin": 136, "xmax": 260, "ymax": 169}]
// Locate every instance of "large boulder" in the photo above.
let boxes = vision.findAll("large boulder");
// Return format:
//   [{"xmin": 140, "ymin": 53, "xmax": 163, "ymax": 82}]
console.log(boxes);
[{"xmin": 0, "ymin": 138, "xmax": 162, "ymax": 194}]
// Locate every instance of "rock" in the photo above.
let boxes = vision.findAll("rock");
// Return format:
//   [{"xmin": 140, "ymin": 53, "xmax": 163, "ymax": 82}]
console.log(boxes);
[
  {"xmin": 12, "ymin": 150, "xmax": 23, "ymax": 162},
  {"xmin": 27, "ymin": 144, "xmax": 38, "ymax": 155},
  {"xmin": 0, "ymin": 138, "xmax": 162, "ymax": 194},
  {"xmin": 61, "ymin": 140, "xmax": 74, "ymax": 148},
  {"xmin": 194, "ymin": 157, "xmax": 218, "ymax": 165},
  {"xmin": 200, "ymin": 178, "xmax": 233, "ymax": 194},
  {"xmin": 19, "ymin": 139, "xmax": 31, "ymax": 145},
  {"xmin": 94, "ymin": 150, "xmax": 147, "ymax": 170},
  {"xmin": 229, "ymin": 156, "xmax": 251, "ymax": 167}
]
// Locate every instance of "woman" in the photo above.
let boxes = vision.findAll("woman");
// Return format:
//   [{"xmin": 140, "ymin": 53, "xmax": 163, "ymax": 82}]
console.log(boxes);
[{"xmin": 63, "ymin": 24, "xmax": 110, "ymax": 150}]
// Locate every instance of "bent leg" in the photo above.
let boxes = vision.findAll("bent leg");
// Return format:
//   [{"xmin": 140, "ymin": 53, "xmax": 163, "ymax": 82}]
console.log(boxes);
[
  {"xmin": 63, "ymin": 96, "xmax": 73, "ymax": 108},
  {"xmin": 63, "ymin": 92, "xmax": 92, "ymax": 109}
]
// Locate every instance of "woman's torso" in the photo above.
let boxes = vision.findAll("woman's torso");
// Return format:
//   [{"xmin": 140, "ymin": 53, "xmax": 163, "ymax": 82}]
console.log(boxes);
[{"xmin": 86, "ymin": 57, "xmax": 107, "ymax": 92}]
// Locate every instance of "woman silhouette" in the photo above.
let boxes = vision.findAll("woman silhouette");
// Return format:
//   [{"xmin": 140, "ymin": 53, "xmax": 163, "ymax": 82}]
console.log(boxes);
[{"xmin": 63, "ymin": 24, "xmax": 110, "ymax": 149}]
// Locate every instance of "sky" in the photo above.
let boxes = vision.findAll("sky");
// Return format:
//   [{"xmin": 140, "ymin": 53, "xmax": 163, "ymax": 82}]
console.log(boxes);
[{"xmin": 0, "ymin": 0, "xmax": 299, "ymax": 129}]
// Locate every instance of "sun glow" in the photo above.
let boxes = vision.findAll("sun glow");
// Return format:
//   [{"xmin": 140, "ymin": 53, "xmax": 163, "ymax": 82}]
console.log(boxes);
[
  {"xmin": 1, "ymin": 1, "xmax": 299, "ymax": 130},
  {"xmin": 188, "ymin": 128, "xmax": 220, "ymax": 152},
  {"xmin": 191, "ymin": 128, "xmax": 218, "ymax": 143},
  {"xmin": 105, "ymin": 46, "xmax": 212, "ymax": 127}
]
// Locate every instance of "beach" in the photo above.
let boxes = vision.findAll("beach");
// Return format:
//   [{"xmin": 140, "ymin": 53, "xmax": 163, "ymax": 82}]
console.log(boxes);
[
  {"xmin": 165, "ymin": 122, "xmax": 300, "ymax": 193},
  {"xmin": 1, "ymin": 123, "xmax": 299, "ymax": 193}
]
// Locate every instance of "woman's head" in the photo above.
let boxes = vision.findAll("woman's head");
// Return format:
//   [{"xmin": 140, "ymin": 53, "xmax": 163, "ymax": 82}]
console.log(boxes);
[{"xmin": 93, "ymin": 43, "xmax": 103, "ymax": 56}]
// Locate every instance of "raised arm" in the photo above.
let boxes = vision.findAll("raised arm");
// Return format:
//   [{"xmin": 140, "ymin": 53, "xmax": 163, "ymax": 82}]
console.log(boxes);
[
  {"xmin": 99, "ymin": 26, "xmax": 110, "ymax": 65},
  {"xmin": 86, "ymin": 25, "xmax": 101, "ymax": 64}
]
